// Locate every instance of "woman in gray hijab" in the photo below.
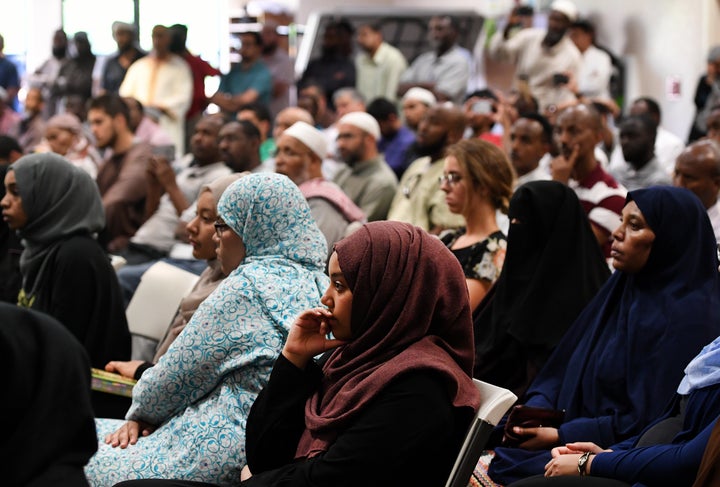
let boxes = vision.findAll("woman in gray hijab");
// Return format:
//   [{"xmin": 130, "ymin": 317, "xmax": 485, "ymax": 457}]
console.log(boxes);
[{"xmin": 1, "ymin": 152, "xmax": 131, "ymax": 415}]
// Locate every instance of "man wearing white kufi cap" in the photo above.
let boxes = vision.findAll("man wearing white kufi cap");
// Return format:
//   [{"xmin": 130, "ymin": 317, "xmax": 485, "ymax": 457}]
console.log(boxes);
[
  {"xmin": 276, "ymin": 121, "xmax": 366, "ymax": 258},
  {"xmin": 331, "ymin": 111, "xmax": 398, "ymax": 221},
  {"xmin": 487, "ymin": 0, "xmax": 582, "ymax": 112},
  {"xmin": 401, "ymin": 87, "xmax": 436, "ymax": 132}
]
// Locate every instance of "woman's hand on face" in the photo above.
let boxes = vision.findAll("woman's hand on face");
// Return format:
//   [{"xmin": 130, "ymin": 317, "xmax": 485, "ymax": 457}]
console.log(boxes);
[
  {"xmin": 513, "ymin": 426, "xmax": 560, "ymax": 450},
  {"xmin": 104, "ymin": 420, "xmax": 156, "ymax": 448},
  {"xmin": 282, "ymin": 308, "xmax": 347, "ymax": 369}
]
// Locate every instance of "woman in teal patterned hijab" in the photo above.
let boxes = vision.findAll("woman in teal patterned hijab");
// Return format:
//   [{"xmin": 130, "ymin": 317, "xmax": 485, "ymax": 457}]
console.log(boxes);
[{"xmin": 86, "ymin": 173, "xmax": 329, "ymax": 487}]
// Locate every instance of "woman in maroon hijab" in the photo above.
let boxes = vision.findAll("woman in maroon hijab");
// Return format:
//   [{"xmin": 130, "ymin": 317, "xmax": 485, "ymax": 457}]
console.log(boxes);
[{"xmin": 116, "ymin": 221, "xmax": 480, "ymax": 487}]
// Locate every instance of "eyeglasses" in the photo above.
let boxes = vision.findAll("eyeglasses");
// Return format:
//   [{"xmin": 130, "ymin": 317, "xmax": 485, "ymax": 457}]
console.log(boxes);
[
  {"xmin": 438, "ymin": 172, "xmax": 463, "ymax": 186},
  {"xmin": 214, "ymin": 221, "xmax": 230, "ymax": 238}
]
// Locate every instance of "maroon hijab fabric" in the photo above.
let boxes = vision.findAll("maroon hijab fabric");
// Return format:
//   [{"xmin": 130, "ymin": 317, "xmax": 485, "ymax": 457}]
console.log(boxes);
[{"xmin": 296, "ymin": 221, "xmax": 480, "ymax": 458}]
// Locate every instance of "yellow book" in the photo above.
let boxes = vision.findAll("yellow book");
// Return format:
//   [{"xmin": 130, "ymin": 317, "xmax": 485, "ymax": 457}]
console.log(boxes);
[{"xmin": 91, "ymin": 368, "xmax": 137, "ymax": 398}]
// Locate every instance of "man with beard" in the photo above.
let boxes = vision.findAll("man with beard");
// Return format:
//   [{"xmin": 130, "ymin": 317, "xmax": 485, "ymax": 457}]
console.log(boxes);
[
  {"xmin": 550, "ymin": 103, "xmax": 626, "ymax": 258},
  {"xmin": 260, "ymin": 22, "xmax": 294, "ymax": 119},
  {"xmin": 331, "ymin": 111, "xmax": 397, "ymax": 221},
  {"xmin": 52, "ymin": 31, "xmax": 96, "ymax": 112},
  {"xmin": 387, "ymin": 105, "xmax": 466, "ymax": 233},
  {"xmin": 609, "ymin": 113, "xmax": 671, "ymax": 190},
  {"xmin": 120, "ymin": 24, "xmax": 193, "ymax": 160},
  {"xmin": 355, "ymin": 22, "xmax": 408, "ymax": 103},
  {"xmin": 101, "ymin": 22, "xmax": 146, "ymax": 95},
  {"xmin": 298, "ymin": 19, "xmax": 356, "ymax": 111},
  {"xmin": 32, "ymin": 29, "xmax": 69, "ymax": 118},
  {"xmin": 488, "ymin": 0, "xmax": 582, "ymax": 112},
  {"xmin": 398, "ymin": 15, "xmax": 469, "ymax": 105},
  {"xmin": 89, "ymin": 94, "xmax": 153, "ymax": 252},
  {"xmin": 217, "ymin": 119, "xmax": 262, "ymax": 174}
]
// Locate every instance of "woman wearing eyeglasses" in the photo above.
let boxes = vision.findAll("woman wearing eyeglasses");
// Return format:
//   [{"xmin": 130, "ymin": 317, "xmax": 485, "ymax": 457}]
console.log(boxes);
[
  {"xmin": 85, "ymin": 173, "xmax": 329, "ymax": 487},
  {"xmin": 439, "ymin": 138, "xmax": 515, "ymax": 311}
]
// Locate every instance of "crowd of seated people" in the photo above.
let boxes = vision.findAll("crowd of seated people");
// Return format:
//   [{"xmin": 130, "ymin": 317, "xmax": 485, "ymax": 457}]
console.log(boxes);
[{"xmin": 4, "ymin": 1, "xmax": 720, "ymax": 485}]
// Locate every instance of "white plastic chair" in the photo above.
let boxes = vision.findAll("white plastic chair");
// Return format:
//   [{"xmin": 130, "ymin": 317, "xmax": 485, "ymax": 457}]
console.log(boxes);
[
  {"xmin": 444, "ymin": 379, "xmax": 518, "ymax": 487},
  {"xmin": 125, "ymin": 261, "xmax": 200, "ymax": 361}
]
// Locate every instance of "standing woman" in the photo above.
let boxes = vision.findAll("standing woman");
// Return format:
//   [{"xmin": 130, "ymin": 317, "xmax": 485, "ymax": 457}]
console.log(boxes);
[
  {"xmin": 440, "ymin": 138, "xmax": 515, "ymax": 312},
  {"xmin": 0, "ymin": 152, "xmax": 130, "ymax": 369}
]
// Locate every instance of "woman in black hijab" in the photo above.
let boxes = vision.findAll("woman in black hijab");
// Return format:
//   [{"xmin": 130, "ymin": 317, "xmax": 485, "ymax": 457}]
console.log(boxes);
[
  {"xmin": 1, "ymin": 302, "xmax": 97, "ymax": 486},
  {"xmin": 473, "ymin": 180, "xmax": 610, "ymax": 398}
]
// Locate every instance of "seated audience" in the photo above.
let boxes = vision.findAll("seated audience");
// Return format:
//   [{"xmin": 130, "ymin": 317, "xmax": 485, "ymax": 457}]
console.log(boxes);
[
  {"xmin": 275, "ymin": 121, "xmax": 365, "ymax": 258},
  {"xmin": 36, "ymin": 112, "xmax": 102, "ymax": 179},
  {"xmin": 366, "ymin": 96, "xmax": 416, "ymax": 179},
  {"xmin": 17, "ymin": 86, "xmax": 46, "ymax": 153},
  {"xmin": 1, "ymin": 153, "xmax": 131, "ymax": 418},
  {"xmin": 510, "ymin": 113, "xmax": 554, "ymax": 187},
  {"xmin": 608, "ymin": 114, "xmax": 671, "ymax": 190},
  {"xmin": 473, "ymin": 181, "xmax": 610, "ymax": 399},
  {"xmin": 123, "ymin": 96, "xmax": 174, "ymax": 149},
  {"xmin": 463, "ymin": 89, "xmax": 505, "ymax": 147},
  {"xmin": 673, "ymin": 139, "xmax": 720, "ymax": 242},
  {"xmin": 331, "ymin": 111, "xmax": 397, "ymax": 221},
  {"xmin": 84, "ymin": 173, "xmax": 328, "ymax": 486},
  {"xmin": 609, "ymin": 97, "xmax": 685, "ymax": 177},
  {"xmin": 551, "ymin": 103, "xmax": 626, "ymax": 258},
  {"xmin": 387, "ymin": 105, "xmax": 466, "ymax": 233},
  {"xmin": 105, "ymin": 172, "xmax": 245, "ymax": 380},
  {"xmin": 118, "ymin": 220, "xmax": 481, "ymax": 487},
  {"xmin": 1, "ymin": 303, "xmax": 97, "ymax": 486},
  {"xmin": 0, "ymin": 136, "xmax": 23, "ymax": 303},
  {"xmin": 237, "ymin": 101, "xmax": 275, "ymax": 162},
  {"xmin": 401, "ymin": 86, "xmax": 436, "ymax": 133},
  {"xmin": 480, "ymin": 186, "xmax": 720, "ymax": 485},
  {"xmin": 439, "ymin": 139, "xmax": 515, "ymax": 312},
  {"xmin": 510, "ymin": 329, "xmax": 720, "ymax": 486},
  {"xmin": 89, "ymin": 94, "xmax": 152, "ymax": 252}
]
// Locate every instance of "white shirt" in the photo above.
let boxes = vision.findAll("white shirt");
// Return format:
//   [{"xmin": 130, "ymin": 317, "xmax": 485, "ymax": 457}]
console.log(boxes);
[{"xmin": 577, "ymin": 45, "xmax": 612, "ymax": 99}]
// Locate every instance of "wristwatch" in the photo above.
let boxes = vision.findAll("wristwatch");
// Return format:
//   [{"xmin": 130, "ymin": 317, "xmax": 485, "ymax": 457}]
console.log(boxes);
[{"xmin": 577, "ymin": 451, "xmax": 592, "ymax": 476}]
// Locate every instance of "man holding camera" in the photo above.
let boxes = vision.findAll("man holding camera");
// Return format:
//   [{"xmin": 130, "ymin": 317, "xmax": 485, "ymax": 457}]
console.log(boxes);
[{"xmin": 488, "ymin": 0, "xmax": 582, "ymax": 112}]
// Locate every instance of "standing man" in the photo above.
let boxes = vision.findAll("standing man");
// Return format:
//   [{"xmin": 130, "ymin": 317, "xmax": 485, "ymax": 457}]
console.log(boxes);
[
  {"xmin": 673, "ymin": 139, "xmax": 720, "ymax": 242},
  {"xmin": 169, "ymin": 24, "xmax": 221, "ymax": 154},
  {"xmin": 119, "ymin": 25, "xmax": 193, "ymax": 160},
  {"xmin": 88, "ymin": 94, "xmax": 153, "ymax": 252},
  {"xmin": 568, "ymin": 18, "xmax": 612, "ymax": 99},
  {"xmin": 0, "ymin": 34, "xmax": 19, "ymax": 109},
  {"xmin": 551, "ymin": 103, "xmax": 626, "ymax": 257},
  {"xmin": 355, "ymin": 22, "xmax": 408, "ymax": 103},
  {"xmin": 398, "ymin": 16, "xmax": 469, "ymax": 104},
  {"xmin": 332, "ymin": 111, "xmax": 397, "ymax": 221},
  {"xmin": 488, "ymin": 0, "xmax": 582, "ymax": 112},
  {"xmin": 32, "ymin": 29, "xmax": 68, "ymax": 119},
  {"xmin": 210, "ymin": 31, "xmax": 272, "ymax": 116},
  {"xmin": 387, "ymin": 105, "xmax": 467, "ymax": 233},
  {"xmin": 101, "ymin": 21, "xmax": 146, "ymax": 96},
  {"xmin": 260, "ymin": 22, "xmax": 294, "ymax": 119}
]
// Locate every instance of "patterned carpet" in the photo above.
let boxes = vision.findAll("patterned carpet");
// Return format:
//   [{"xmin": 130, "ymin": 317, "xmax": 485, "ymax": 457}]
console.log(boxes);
[{"xmin": 470, "ymin": 450, "xmax": 504, "ymax": 487}]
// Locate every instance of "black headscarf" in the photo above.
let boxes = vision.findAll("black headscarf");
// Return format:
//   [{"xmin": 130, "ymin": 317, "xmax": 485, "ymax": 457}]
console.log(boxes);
[
  {"xmin": 0, "ymin": 302, "xmax": 97, "ymax": 486},
  {"xmin": 473, "ymin": 181, "xmax": 610, "ymax": 397}
]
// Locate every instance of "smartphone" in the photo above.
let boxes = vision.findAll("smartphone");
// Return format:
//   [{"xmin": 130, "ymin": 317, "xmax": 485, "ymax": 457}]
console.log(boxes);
[
  {"xmin": 151, "ymin": 144, "xmax": 176, "ymax": 161},
  {"xmin": 552, "ymin": 73, "xmax": 569, "ymax": 86},
  {"xmin": 471, "ymin": 100, "xmax": 494, "ymax": 115}
]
